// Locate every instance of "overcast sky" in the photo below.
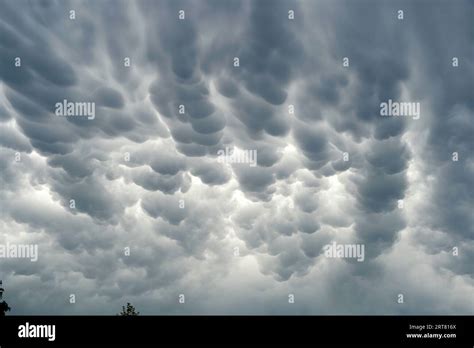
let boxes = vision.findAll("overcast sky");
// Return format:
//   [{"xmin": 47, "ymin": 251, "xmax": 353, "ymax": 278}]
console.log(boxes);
[{"xmin": 0, "ymin": 0, "xmax": 473, "ymax": 314}]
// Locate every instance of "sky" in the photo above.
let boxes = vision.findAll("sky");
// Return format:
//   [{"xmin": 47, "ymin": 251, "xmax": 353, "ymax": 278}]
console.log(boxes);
[{"xmin": 0, "ymin": 0, "xmax": 473, "ymax": 315}]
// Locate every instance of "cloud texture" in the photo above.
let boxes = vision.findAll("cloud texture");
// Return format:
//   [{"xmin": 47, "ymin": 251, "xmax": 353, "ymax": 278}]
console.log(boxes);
[{"xmin": 0, "ymin": 0, "xmax": 473, "ymax": 314}]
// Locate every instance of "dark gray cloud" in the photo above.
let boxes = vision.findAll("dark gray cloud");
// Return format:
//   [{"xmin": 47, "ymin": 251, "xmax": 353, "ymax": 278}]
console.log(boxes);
[{"xmin": 0, "ymin": 0, "xmax": 472, "ymax": 315}]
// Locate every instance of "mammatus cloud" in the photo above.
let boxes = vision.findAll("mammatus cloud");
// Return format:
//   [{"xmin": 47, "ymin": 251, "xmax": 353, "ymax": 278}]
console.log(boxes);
[{"xmin": 0, "ymin": 0, "xmax": 473, "ymax": 314}]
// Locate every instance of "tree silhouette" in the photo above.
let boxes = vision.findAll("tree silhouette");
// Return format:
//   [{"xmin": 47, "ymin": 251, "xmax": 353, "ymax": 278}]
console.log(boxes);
[
  {"xmin": 0, "ymin": 280, "xmax": 11, "ymax": 316},
  {"xmin": 118, "ymin": 302, "xmax": 139, "ymax": 316}
]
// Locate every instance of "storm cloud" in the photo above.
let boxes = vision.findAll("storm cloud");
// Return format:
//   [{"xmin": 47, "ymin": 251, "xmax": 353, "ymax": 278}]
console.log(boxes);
[{"xmin": 0, "ymin": 0, "xmax": 472, "ymax": 314}]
